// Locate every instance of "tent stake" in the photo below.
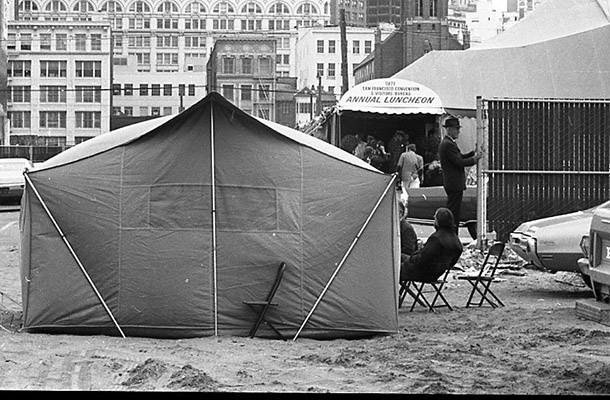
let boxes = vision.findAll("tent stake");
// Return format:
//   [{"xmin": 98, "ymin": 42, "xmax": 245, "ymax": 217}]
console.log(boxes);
[
  {"xmin": 210, "ymin": 102, "xmax": 219, "ymax": 337},
  {"xmin": 292, "ymin": 174, "xmax": 398, "ymax": 341},
  {"xmin": 23, "ymin": 172, "xmax": 126, "ymax": 338}
]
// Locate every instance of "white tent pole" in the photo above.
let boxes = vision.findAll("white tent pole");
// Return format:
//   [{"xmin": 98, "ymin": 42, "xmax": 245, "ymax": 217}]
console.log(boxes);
[
  {"xmin": 292, "ymin": 174, "xmax": 398, "ymax": 341},
  {"xmin": 210, "ymin": 102, "xmax": 219, "ymax": 336},
  {"xmin": 23, "ymin": 172, "xmax": 126, "ymax": 338}
]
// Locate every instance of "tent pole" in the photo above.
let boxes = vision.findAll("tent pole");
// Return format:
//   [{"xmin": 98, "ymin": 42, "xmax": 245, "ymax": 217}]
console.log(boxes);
[
  {"xmin": 210, "ymin": 102, "xmax": 219, "ymax": 336},
  {"xmin": 23, "ymin": 172, "xmax": 126, "ymax": 339},
  {"xmin": 292, "ymin": 174, "xmax": 398, "ymax": 341}
]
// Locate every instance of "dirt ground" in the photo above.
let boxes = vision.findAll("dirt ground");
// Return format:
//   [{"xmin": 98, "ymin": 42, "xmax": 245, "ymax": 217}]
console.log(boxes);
[{"xmin": 1, "ymin": 209, "xmax": 610, "ymax": 394}]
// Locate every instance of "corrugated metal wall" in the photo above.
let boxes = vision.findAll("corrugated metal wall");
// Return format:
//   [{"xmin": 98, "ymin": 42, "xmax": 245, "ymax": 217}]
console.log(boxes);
[{"xmin": 486, "ymin": 99, "xmax": 610, "ymax": 241}]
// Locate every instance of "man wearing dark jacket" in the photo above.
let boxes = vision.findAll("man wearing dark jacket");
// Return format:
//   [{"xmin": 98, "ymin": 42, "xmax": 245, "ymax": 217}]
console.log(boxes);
[
  {"xmin": 400, "ymin": 208, "xmax": 463, "ymax": 283},
  {"xmin": 438, "ymin": 117, "xmax": 481, "ymax": 233}
]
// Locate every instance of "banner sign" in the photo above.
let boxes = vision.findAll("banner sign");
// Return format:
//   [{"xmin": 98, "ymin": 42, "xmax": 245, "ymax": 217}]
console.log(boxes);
[{"xmin": 338, "ymin": 78, "xmax": 444, "ymax": 115}]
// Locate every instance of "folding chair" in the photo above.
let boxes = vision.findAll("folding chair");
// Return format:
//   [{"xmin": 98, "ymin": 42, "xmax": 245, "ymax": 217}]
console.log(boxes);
[
  {"xmin": 457, "ymin": 242, "xmax": 505, "ymax": 308},
  {"xmin": 243, "ymin": 262, "xmax": 287, "ymax": 340},
  {"xmin": 399, "ymin": 267, "xmax": 453, "ymax": 312}
]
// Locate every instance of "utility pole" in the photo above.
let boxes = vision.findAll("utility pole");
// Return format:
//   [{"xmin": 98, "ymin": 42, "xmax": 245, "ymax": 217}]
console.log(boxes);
[
  {"xmin": 178, "ymin": 84, "xmax": 185, "ymax": 112},
  {"xmin": 339, "ymin": 8, "xmax": 349, "ymax": 95},
  {"xmin": 316, "ymin": 74, "xmax": 322, "ymax": 115},
  {"xmin": 309, "ymin": 86, "xmax": 314, "ymax": 120}
]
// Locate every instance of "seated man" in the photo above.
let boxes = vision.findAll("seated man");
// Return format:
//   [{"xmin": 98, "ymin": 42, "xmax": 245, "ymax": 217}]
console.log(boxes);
[{"xmin": 400, "ymin": 208, "xmax": 463, "ymax": 283}]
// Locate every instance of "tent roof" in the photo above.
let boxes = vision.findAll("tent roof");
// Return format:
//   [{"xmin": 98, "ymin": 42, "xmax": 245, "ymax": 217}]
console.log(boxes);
[
  {"xmin": 393, "ymin": 0, "xmax": 610, "ymax": 111},
  {"xmin": 34, "ymin": 92, "xmax": 381, "ymax": 173}
]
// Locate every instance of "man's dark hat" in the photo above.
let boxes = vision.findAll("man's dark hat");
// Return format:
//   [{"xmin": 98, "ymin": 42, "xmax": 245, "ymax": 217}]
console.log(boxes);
[{"xmin": 443, "ymin": 117, "xmax": 460, "ymax": 128}]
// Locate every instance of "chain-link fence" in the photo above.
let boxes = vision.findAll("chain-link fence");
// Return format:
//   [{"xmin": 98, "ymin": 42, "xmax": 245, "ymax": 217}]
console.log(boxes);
[
  {"xmin": 0, "ymin": 146, "xmax": 69, "ymax": 163},
  {"xmin": 485, "ymin": 99, "xmax": 610, "ymax": 241}
]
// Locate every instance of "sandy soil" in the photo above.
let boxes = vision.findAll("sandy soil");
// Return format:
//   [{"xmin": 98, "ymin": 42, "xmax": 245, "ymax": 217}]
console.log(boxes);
[{"xmin": 1, "ymin": 209, "xmax": 610, "ymax": 394}]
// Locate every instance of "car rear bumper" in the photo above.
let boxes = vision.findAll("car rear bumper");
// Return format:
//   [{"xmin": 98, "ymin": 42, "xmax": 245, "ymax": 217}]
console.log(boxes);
[{"xmin": 510, "ymin": 232, "xmax": 542, "ymax": 268}]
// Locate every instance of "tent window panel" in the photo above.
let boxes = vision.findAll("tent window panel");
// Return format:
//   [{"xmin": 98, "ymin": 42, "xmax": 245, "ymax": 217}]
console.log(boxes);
[
  {"xmin": 277, "ymin": 189, "xmax": 300, "ymax": 232},
  {"xmin": 217, "ymin": 186, "xmax": 276, "ymax": 231},
  {"xmin": 149, "ymin": 185, "xmax": 211, "ymax": 229},
  {"xmin": 121, "ymin": 186, "xmax": 152, "ymax": 228}
]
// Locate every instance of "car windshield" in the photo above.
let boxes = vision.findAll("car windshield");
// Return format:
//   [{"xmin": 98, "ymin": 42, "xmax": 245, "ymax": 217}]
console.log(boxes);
[{"xmin": 0, "ymin": 160, "xmax": 28, "ymax": 172}]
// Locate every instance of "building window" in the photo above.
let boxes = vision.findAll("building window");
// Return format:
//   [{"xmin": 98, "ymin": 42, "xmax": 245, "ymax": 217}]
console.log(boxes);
[
  {"xmin": 7, "ymin": 33, "xmax": 16, "ymax": 50},
  {"xmin": 20, "ymin": 33, "xmax": 32, "ymax": 51},
  {"xmin": 123, "ymin": 106, "xmax": 133, "ymax": 116},
  {"xmin": 91, "ymin": 34, "xmax": 102, "ymax": 51},
  {"xmin": 416, "ymin": 0, "xmax": 424, "ymax": 17},
  {"xmin": 259, "ymin": 57, "xmax": 271, "ymax": 75},
  {"xmin": 75, "ymin": 33, "xmax": 87, "ymax": 51},
  {"xmin": 188, "ymin": 84, "xmax": 195, "ymax": 96},
  {"xmin": 75, "ymin": 111, "xmax": 101, "ymax": 128},
  {"xmin": 156, "ymin": 53, "xmax": 179, "ymax": 65},
  {"xmin": 178, "ymin": 84, "xmax": 185, "ymax": 96},
  {"xmin": 222, "ymin": 57, "xmax": 235, "ymax": 74},
  {"xmin": 258, "ymin": 84, "xmax": 270, "ymax": 101},
  {"xmin": 156, "ymin": 1, "xmax": 179, "ymax": 29},
  {"xmin": 352, "ymin": 40, "xmax": 360, "ymax": 54},
  {"xmin": 364, "ymin": 40, "xmax": 372, "ymax": 53},
  {"xmin": 8, "ymin": 86, "xmax": 31, "ymax": 103},
  {"xmin": 258, "ymin": 107, "xmax": 270, "ymax": 120},
  {"xmin": 39, "ymin": 86, "xmax": 66, "ymax": 103},
  {"xmin": 328, "ymin": 63, "xmax": 335, "ymax": 78},
  {"xmin": 8, "ymin": 60, "xmax": 31, "ymax": 77},
  {"xmin": 241, "ymin": 84, "xmax": 252, "ymax": 101},
  {"xmin": 75, "ymin": 136, "xmax": 94, "ymax": 144},
  {"xmin": 75, "ymin": 86, "xmax": 102, "ymax": 103},
  {"xmin": 40, "ymin": 60, "xmax": 67, "ymax": 77},
  {"xmin": 156, "ymin": 35, "xmax": 178, "ymax": 48},
  {"xmin": 241, "ymin": 57, "xmax": 252, "ymax": 74},
  {"xmin": 222, "ymin": 84, "xmax": 234, "ymax": 101},
  {"xmin": 75, "ymin": 61, "xmax": 102, "ymax": 77},
  {"xmin": 163, "ymin": 106, "xmax": 172, "ymax": 115},
  {"xmin": 112, "ymin": 106, "xmax": 122, "ymax": 115},
  {"xmin": 151, "ymin": 84, "xmax": 161, "ymax": 96},
  {"xmin": 151, "ymin": 107, "xmax": 160, "ymax": 116},
  {"xmin": 139, "ymin": 106, "xmax": 148, "ymax": 116},
  {"xmin": 328, "ymin": 40, "xmax": 335, "ymax": 53},
  {"xmin": 163, "ymin": 84, "xmax": 172, "ymax": 96},
  {"xmin": 328, "ymin": 86, "xmax": 335, "ymax": 94},
  {"xmin": 430, "ymin": 0, "xmax": 438, "ymax": 17},
  {"xmin": 55, "ymin": 33, "xmax": 67, "ymax": 50},
  {"xmin": 185, "ymin": 36, "xmax": 205, "ymax": 48},
  {"xmin": 8, "ymin": 111, "xmax": 31, "ymax": 129},
  {"xmin": 317, "ymin": 63, "xmax": 324, "ymax": 77},
  {"xmin": 128, "ymin": 34, "xmax": 151, "ymax": 48},
  {"xmin": 317, "ymin": 40, "xmax": 324, "ymax": 53},
  {"xmin": 40, "ymin": 34, "xmax": 52, "ymax": 51},
  {"xmin": 39, "ymin": 111, "xmax": 66, "ymax": 128},
  {"xmin": 112, "ymin": 83, "xmax": 121, "ymax": 95},
  {"xmin": 124, "ymin": 83, "xmax": 133, "ymax": 95}
]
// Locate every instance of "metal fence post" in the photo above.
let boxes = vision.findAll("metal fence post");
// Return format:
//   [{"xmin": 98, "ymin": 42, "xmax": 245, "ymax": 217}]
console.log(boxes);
[{"xmin": 476, "ymin": 96, "xmax": 489, "ymax": 250}]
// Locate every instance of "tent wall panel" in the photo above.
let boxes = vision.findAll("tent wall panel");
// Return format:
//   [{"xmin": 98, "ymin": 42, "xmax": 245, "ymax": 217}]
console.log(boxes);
[
  {"xmin": 23, "ymin": 186, "xmax": 113, "ymax": 329},
  {"xmin": 118, "ymin": 229, "xmax": 212, "ymax": 328}
]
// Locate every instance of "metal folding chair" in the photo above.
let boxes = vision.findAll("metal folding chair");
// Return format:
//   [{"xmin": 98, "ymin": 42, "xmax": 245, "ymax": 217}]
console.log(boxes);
[
  {"xmin": 243, "ymin": 262, "xmax": 287, "ymax": 340},
  {"xmin": 399, "ymin": 267, "xmax": 453, "ymax": 312},
  {"xmin": 457, "ymin": 242, "xmax": 505, "ymax": 308}
]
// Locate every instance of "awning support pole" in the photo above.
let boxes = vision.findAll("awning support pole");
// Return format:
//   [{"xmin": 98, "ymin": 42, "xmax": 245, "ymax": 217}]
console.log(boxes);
[
  {"xmin": 292, "ymin": 174, "xmax": 398, "ymax": 341},
  {"xmin": 210, "ymin": 102, "xmax": 219, "ymax": 336},
  {"xmin": 23, "ymin": 172, "xmax": 126, "ymax": 338}
]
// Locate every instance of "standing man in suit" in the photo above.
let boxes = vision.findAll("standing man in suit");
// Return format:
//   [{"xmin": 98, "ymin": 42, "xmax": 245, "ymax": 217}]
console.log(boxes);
[{"xmin": 438, "ymin": 117, "xmax": 482, "ymax": 233}]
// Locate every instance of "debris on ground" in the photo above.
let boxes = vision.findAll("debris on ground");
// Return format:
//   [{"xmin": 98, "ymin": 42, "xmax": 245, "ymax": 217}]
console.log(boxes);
[
  {"xmin": 167, "ymin": 365, "xmax": 221, "ymax": 391},
  {"xmin": 554, "ymin": 271, "xmax": 587, "ymax": 288},
  {"xmin": 122, "ymin": 358, "xmax": 168, "ymax": 387}
]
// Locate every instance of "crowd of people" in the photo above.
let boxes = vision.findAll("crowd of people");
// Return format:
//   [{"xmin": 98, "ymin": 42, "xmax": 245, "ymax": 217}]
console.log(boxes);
[{"xmin": 340, "ymin": 117, "xmax": 482, "ymax": 285}]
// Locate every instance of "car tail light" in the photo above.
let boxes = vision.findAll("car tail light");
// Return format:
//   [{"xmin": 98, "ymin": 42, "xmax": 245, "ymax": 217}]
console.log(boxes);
[{"xmin": 580, "ymin": 235, "xmax": 590, "ymax": 259}]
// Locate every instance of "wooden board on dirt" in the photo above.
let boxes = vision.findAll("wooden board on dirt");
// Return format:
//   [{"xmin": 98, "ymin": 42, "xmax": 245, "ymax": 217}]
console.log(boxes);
[{"xmin": 575, "ymin": 298, "xmax": 610, "ymax": 327}]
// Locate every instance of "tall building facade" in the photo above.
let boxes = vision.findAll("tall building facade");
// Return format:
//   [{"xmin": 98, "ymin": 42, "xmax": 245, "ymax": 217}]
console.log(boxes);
[
  {"xmin": 5, "ymin": 0, "xmax": 333, "ymax": 141},
  {"xmin": 329, "ymin": 0, "xmax": 367, "ymax": 27},
  {"xmin": 295, "ymin": 24, "xmax": 393, "ymax": 98},
  {"xmin": 367, "ymin": 0, "xmax": 402, "ymax": 26},
  {"xmin": 6, "ymin": 20, "xmax": 112, "ymax": 145},
  {"xmin": 355, "ymin": 0, "xmax": 464, "ymax": 84},
  {"xmin": 207, "ymin": 37, "xmax": 276, "ymax": 120}
]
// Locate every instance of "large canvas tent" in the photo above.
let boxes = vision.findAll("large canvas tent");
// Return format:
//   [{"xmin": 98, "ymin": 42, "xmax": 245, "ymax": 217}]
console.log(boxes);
[
  {"xmin": 392, "ymin": 0, "xmax": 610, "ymax": 150},
  {"xmin": 20, "ymin": 93, "xmax": 400, "ymax": 340}
]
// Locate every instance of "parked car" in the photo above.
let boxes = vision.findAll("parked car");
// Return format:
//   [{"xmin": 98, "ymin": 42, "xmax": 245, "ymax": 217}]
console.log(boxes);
[
  {"xmin": 0, "ymin": 158, "xmax": 32, "ymax": 204},
  {"xmin": 578, "ymin": 207, "xmax": 610, "ymax": 299},
  {"xmin": 404, "ymin": 185, "xmax": 478, "ymax": 238},
  {"xmin": 510, "ymin": 200, "xmax": 610, "ymax": 279}
]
